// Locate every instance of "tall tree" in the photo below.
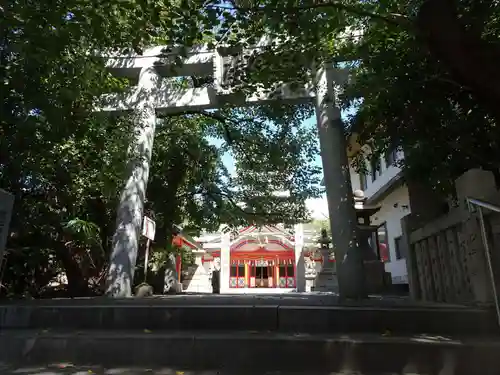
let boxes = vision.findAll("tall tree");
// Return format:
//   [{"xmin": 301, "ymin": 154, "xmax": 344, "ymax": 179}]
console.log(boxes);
[
  {"xmin": 1, "ymin": 0, "xmax": 321, "ymax": 297},
  {"xmin": 341, "ymin": 7, "xmax": 500, "ymax": 193},
  {"xmin": 206, "ymin": 0, "xmax": 499, "ymax": 121},
  {"xmin": 2, "ymin": 0, "xmax": 204, "ymax": 296},
  {"xmin": 202, "ymin": 0, "xmax": 499, "ymax": 190},
  {"xmin": 148, "ymin": 105, "xmax": 321, "ymax": 249}
]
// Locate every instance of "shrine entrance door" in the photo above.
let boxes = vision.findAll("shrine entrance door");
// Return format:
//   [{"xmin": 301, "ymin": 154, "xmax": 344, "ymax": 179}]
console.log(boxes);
[{"xmin": 254, "ymin": 265, "xmax": 274, "ymax": 288}]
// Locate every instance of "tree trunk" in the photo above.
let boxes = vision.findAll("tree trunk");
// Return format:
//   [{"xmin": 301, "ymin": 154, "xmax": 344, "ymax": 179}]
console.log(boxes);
[
  {"xmin": 54, "ymin": 243, "xmax": 89, "ymax": 297},
  {"xmin": 149, "ymin": 157, "xmax": 187, "ymax": 249}
]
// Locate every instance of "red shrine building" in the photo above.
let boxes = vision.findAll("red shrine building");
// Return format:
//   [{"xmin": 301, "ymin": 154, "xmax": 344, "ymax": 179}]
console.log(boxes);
[{"xmin": 173, "ymin": 224, "xmax": 328, "ymax": 294}]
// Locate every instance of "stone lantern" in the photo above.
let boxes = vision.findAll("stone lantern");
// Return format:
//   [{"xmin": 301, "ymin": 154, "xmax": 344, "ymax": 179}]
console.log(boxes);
[
  {"xmin": 311, "ymin": 228, "xmax": 339, "ymax": 292},
  {"xmin": 319, "ymin": 228, "xmax": 335, "ymax": 267},
  {"xmin": 304, "ymin": 247, "xmax": 318, "ymax": 292},
  {"xmin": 353, "ymin": 189, "xmax": 391, "ymax": 293}
]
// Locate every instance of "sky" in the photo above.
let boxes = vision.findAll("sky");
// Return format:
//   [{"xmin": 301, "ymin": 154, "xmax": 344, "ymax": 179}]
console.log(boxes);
[{"xmin": 212, "ymin": 110, "xmax": 354, "ymax": 221}]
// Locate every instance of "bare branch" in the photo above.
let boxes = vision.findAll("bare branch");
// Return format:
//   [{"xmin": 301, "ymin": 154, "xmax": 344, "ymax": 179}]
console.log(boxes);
[{"xmin": 422, "ymin": 75, "xmax": 473, "ymax": 91}]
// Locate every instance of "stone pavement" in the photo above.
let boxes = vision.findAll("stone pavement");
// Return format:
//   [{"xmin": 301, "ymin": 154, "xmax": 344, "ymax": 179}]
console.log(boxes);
[
  {"xmin": 0, "ymin": 292, "xmax": 474, "ymax": 309},
  {"xmin": 1, "ymin": 294, "xmax": 498, "ymax": 375}
]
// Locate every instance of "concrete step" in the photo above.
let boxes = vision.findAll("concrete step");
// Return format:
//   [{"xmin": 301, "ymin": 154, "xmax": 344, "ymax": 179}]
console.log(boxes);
[
  {"xmin": 1, "ymin": 330, "xmax": 499, "ymax": 375},
  {"xmin": 1, "ymin": 303, "xmax": 497, "ymax": 335},
  {"xmin": 0, "ymin": 369, "xmax": 417, "ymax": 375},
  {"xmin": 0, "ymin": 366, "xmax": 454, "ymax": 375}
]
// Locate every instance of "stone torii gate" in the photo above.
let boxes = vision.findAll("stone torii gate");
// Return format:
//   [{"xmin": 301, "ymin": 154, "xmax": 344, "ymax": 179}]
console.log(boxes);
[{"xmin": 98, "ymin": 44, "xmax": 364, "ymax": 298}]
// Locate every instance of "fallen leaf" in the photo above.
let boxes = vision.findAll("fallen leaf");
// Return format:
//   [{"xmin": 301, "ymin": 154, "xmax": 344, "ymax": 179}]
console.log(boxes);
[{"xmin": 56, "ymin": 363, "xmax": 74, "ymax": 369}]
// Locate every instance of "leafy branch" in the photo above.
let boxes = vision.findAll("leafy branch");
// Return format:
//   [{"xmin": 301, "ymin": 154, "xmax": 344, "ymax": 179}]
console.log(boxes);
[{"xmin": 209, "ymin": 0, "xmax": 413, "ymax": 29}]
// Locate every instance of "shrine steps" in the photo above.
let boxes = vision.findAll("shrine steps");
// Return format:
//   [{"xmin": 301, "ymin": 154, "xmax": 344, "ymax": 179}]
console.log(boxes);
[
  {"xmin": 1, "ymin": 330, "xmax": 500, "ymax": 374},
  {"xmin": 0, "ymin": 301, "xmax": 497, "ymax": 335},
  {"xmin": 1, "ymin": 297, "xmax": 499, "ymax": 373}
]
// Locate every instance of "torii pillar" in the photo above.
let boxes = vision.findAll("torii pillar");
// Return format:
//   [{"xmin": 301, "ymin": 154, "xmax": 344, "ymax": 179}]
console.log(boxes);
[
  {"xmin": 105, "ymin": 66, "xmax": 160, "ymax": 297},
  {"xmin": 294, "ymin": 223, "xmax": 306, "ymax": 292},
  {"xmin": 220, "ymin": 231, "xmax": 231, "ymax": 294},
  {"xmin": 314, "ymin": 64, "xmax": 366, "ymax": 299},
  {"xmin": 101, "ymin": 47, "xmax": 366, "ymax": 299}
]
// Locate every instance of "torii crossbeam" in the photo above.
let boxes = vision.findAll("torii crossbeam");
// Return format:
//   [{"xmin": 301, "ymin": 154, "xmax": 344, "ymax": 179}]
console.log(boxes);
[{"xmin": 98, "ymin": 44, "xmax": 365, "ymax": 298}]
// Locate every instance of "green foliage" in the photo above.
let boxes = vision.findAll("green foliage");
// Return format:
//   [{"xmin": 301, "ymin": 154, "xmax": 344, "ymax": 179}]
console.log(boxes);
[
  {"xmin": 339, "ymin": 0, "xmax": 500, "ymax": 192},
  {"xmin": 1, "ymin": 0, "xmax": 321, "ymax": 297},
  {"xmin": 13, "ymin": 0, "xmax": 497, "ymax": 298},
  {"xmin": 145, "ymin": 105, "xmax": 321, "ymax": 252},
  {"xmin": 64, "ymin": 219, "xmax": 102, "ymax": 248},
  {"xmin": 304, "ymin": 219, "xmax": 331, "ymax": 233},
  {"xmin": 229, "ymin": 107, "xmax": 321, "ymax": 224},
  {"xmin": 203, "ymin": 0, "xmax": 500, "ymax": 192}
]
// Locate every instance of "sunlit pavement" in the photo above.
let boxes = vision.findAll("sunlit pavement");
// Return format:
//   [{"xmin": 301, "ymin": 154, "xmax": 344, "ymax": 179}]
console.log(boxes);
[
  {"xmin": 1, "ymin": 292, "xmax": 410, "ymax": 305},
  {"xmin": 6, "ymin": 292, "xmax": 470, "ymax": 309},
  {"xmin": 1, "ymin": 292, "xmax": 477, "ymax": 310}
]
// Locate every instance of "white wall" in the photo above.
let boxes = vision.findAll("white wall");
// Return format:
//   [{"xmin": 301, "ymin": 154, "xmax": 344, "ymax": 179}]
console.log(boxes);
[
  {"xmin": 350, "ymin": 166, "xmax": 361, "ymax": 192},
  {"xmin": 349, "ymin": 150, "xmax": 410, "ymax": 284},
  {"xmin": 369, "ymin": 185, "xmax": 411, "ymax": 284},
  {"xmin": 350, "ymin": 150, "xmax": 404, "ymax": 200},
  {"xmin": 364, "ymin": 160, "xmax": 403, "ymax": 200}
]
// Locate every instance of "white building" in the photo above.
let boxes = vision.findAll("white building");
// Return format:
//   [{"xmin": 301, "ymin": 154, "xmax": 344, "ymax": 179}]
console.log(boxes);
[{"xmin": 349, "ymin": 148, "xmax": 411, "ymax": 287}]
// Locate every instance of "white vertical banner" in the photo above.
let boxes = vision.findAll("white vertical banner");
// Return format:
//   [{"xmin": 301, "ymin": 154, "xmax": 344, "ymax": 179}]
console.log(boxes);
[
  {"xmin": 220, "ymin": 231, "xmax": 231, "ymax": 294},
  {"xmin": 294, "ymin": 223, "xmax": 304, "ymax": 249}
]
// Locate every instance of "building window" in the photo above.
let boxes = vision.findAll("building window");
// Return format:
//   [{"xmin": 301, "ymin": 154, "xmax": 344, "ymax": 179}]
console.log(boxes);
[
  {"xmin": 287, "ymin": 264, "xmax": 294, "ymax": 277},
  {"xmin": 385, "ymin": 149, "xmax": 398, "ymax": 167},
  {"xmin": 230, "ymin": 266, "xmax": 236, "ymax": 277},
  {"xmin": 370, "ymin": 158, "xmax": 381, "ymax": 182},
  {"xmin": 230, "ymin": 265, "xmax": 245, "ymax": 277},
  {"xmin": 377, "ymin": 223, "xmax": 390, "ymax": 262},
  {"xmin": 278, "ymin": 265, "xmax": 295, "ymax": 278},
  {"xmin": 394, "ymin": 236, "xmax": 407, "ymax": 260},
  {"xmin": 278, "ymin": 264, "xmax": 295, "ymax": 288},
  {"xmin": 230, "ymin": 264, "xmax": 246, "ymax": 288}
]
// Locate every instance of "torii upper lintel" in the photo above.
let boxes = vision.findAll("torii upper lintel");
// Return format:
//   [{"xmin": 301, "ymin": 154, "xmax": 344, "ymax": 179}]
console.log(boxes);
[{"xmin": 100, "ymin": 42, "xmax": 363, "ymax": 299}]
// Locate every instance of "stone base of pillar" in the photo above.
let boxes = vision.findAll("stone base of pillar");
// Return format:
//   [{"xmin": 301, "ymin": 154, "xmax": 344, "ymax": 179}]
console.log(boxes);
[
  {"xmin": 312, "ymin": 247, "xmax": 339, "ymax": 293},
  {"xmin": 183, "ymin": 264, "xmax": 212, "ymax": 294},
  {"xmin": 183, "ymin": 250, "xmax": 212, "ymax": 294},
  {"xmin": 364, "ymin": 260, "xmax": 389, "ymax": 294},
  {"xmin": 312, "ymin": 271, "xmax": 339, "ymax": 293},
  {"xmin": 305, "ymin": 277, "xmax": 315, "ymax": 293},
  {"xmin": 163, "ymin": 266, "xmax": 182, "ymax": 294}
]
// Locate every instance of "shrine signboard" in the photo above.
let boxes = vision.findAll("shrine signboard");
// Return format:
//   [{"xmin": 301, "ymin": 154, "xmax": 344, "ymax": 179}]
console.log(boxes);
[{"xmin": 142, "ymin": 216, "xmax": 156, "ymax": 241}]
